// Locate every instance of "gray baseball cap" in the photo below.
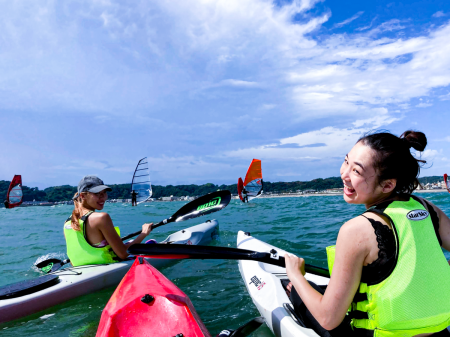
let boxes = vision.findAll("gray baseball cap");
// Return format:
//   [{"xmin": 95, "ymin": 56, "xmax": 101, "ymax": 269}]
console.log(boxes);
[{"xmin": 77, "ymin": 175, "xmax": 112, "ymax": 195}]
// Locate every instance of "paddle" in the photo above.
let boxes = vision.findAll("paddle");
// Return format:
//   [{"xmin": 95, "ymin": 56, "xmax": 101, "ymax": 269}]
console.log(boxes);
[
  {"xmin": 217, "ymin": 317, "xmax": 264, "ymax": 337},
  {"xmin": 127, "ymin": 244, "xmax": 330, "ymax": 278},
  {"xmin": 36, "ymin": 190, "xmax": 232, "ymax": 273}
]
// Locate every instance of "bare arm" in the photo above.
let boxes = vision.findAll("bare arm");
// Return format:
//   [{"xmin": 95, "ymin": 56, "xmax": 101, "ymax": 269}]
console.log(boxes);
[
  {"xmin": 286, "ymin": 216, "xmax": 372, "ymax": 330},
  {"xmin": 89, "ymin": 213, "xmax": 152, "ymax": 260},
  {"xmin": 424, "ymin": 200, "xmax": 450, "ymax": 253}
]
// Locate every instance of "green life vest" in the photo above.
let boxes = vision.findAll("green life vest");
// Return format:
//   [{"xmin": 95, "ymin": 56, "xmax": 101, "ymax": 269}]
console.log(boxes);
[
  {"xmin": 326, "ymin": 196, "xmax": 450, "ymax": 337},
  {"xmin": 63, "ymin": 211, "xmax": 121, "ymax": 267}
]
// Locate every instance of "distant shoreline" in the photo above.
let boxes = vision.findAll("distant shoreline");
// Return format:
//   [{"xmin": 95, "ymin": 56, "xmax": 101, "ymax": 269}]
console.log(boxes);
[{"xmin": 245, "ymin": 188, "xmax": 448, "ymax": 199}]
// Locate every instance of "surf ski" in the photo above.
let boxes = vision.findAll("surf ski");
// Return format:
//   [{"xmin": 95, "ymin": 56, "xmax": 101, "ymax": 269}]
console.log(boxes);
[
  {"xmin": 237, "ymin": 231, "xmax": 328, "ymax": 337},
  {"xmin": 238, "ymin": 159, "xmax": 263, "ymax": 203},
  {"xmin": 96, "ymin": 256, "xmax": 211, "ymax": 337},
  {"xmin": 0, "ymin": 219, "xmax": 219, "ymax": 324},
  {"xmin": 4, "ymin": 175, "xmax": 23, "ymax": 209},
  {"xmin": 131, "ymin": 157, "xmax": 152, "ymax": 204}
]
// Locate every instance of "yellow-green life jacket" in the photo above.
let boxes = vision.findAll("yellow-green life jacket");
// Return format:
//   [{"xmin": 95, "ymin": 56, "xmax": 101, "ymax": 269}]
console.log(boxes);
[
  {"xmin": 63, "ymin": 211, "xmax": 121, "ymax": 267},
  {"xmin": 326, "ymin": 196, "xmax": 450, "ymax": 337}
]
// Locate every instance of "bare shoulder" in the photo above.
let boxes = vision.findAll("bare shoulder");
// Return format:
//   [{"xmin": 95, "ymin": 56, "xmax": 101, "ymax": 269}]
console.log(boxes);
[
  {"xmin": 337, "ymin": 215, "xmax": 377, "ymax": 255},
  {"xmin": 87, "ymin": 212, "xmax": 112, "ymax": 227},
  {"xmin": 340, "ymin": 215, "xmax": 375, "ymax": 237}
]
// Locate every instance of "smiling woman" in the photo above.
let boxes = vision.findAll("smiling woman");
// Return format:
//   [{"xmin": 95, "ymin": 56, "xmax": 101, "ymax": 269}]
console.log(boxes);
[
  {"xmin": 285, "ymin": 130, "xmax": 450, "ymax": 337},
  {"xmin": 63, "ymin": 175, "xmax": 153, "ymax": 266}
]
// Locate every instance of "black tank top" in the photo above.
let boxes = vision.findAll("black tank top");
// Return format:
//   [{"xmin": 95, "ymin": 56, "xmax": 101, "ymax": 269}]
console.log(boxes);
[{"xmin": 360, "ymin": 195, "xmax": 442, "ymax": 284}]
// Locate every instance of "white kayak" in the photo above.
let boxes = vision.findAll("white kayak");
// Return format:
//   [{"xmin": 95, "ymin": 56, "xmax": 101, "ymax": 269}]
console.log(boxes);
[
  {"xmin": 0, "ymin": 219, "xmax": 219, "ymax": 324},
  {"xmin": 237, "ymin": 230, "xmax": 327, "ymax": 337}
]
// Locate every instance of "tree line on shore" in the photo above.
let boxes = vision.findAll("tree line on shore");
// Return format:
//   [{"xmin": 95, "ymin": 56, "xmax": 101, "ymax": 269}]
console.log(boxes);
[{"xmin": 0, "ymin": 176, "xmax": 444, "ymax": 203}]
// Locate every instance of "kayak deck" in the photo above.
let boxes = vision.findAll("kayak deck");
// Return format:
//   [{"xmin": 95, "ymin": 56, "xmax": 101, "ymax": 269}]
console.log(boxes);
[
  {"xmin": 0, "ymin": 219, "xmax": 219, "ymax": 324},
  {"xmin": 237, "ymin": 231, "xmax": 326, "ymax": 337},
  {"xmin": 97, "ymin": 256, "xmax": 210, "ymax": 337}
]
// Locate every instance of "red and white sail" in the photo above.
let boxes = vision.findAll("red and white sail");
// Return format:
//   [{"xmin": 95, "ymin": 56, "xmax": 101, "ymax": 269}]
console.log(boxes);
[
  {"xmin": 444, "ymin": 174, "xmax": 450, "ymax": 193},
  {"xmin": 6, "ymin": 175, "xmax": 23, "ymax": 209},
  {"xmin": 237, "ymin": 159, "xmax": 263, "ymax": 203}
]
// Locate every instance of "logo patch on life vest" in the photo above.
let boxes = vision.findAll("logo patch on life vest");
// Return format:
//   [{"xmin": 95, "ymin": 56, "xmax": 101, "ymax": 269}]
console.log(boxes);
[{"xmin": 406, "ymin": 209, "xmax": 429, "ymax": 221}]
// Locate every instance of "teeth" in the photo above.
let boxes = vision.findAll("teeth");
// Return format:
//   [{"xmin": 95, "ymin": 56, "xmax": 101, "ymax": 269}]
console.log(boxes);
[{"xmin": 343, "ymin": 184, "xmax": 355, "ymax": 192}]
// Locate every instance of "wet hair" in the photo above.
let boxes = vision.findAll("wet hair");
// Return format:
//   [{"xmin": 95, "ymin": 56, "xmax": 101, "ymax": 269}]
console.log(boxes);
[
  {"xmin": 357, "ymin": 130, "xmax": 427, "ymax": 194},
  {"xmin": 71, "ymin": 192, "xmax": 84, "ymax": 231}
]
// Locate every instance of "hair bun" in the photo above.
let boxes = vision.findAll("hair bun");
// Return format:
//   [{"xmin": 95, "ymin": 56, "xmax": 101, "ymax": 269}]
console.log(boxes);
[{"xmin": 400, "ymin": 130, "xmax": 427, "ymax": 152}]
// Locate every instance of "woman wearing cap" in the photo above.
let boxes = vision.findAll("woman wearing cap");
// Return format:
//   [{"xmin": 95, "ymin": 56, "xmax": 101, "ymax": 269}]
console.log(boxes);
[
  {"xmin": 63, "ymin": 175, "xmax": 153, "ymax": 266},
  {"xmin": 284, "ymin": 131, "xmax": 450, "ymax": 336}
]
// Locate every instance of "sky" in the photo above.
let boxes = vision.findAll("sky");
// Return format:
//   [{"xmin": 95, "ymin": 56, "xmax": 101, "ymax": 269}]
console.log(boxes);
[{"xmin": 1, "ymin": 0, "xmax": 450, "ymax": 188}]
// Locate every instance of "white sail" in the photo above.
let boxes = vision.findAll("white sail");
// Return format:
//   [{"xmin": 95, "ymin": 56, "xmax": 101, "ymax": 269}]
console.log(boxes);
[{"xmin": 131, "ymin": 157, "xmax": 152, "ymax": 204}]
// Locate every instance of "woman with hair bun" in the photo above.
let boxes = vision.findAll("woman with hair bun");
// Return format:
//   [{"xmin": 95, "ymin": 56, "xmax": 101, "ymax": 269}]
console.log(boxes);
[{"xmin": 285, "ymin": 130, "xmax": 450, "ymax": 336}]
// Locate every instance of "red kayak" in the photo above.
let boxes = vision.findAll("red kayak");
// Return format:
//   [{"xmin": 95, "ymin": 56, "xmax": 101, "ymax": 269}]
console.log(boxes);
[{"xmin": 96, "ymin": 256, "xmax": 211, "ymax": 337}]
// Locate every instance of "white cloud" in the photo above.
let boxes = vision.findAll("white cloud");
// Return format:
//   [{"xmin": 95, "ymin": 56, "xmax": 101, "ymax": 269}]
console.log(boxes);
[
  {"xmin": 432, "ymin": 11, "xmax": 446, "ymax": 18},
  {"xmin": 218, "ymin": 79, "xmax": 261, "ymax": 88},
  {"xmin": 356, "ymin": 16, "xmax": 378, "ymax": 31},
  {"xmin": 2, "ymin": 1, "xmax": 450, "ymax": 185},
  {"xmin": 260, "ymin": 104, "xmax": 276, "ymax": 110},
  {"xmin": 415, "ymin": 102, "xmax": 432, "ymax": 108},
  {"xmin": 333, "ymin": 11, "xmax": 364, "ymax": 29},
  {"xmin": 1, "ymin": 0, "xmax": 450, "ymax": 124},
  {"xmin": 439, "ymin": 92, "xmax": 450, "ymax": 101},
  {"xmin": 226, "ymin": 126, "xmax": 368, "ymax": 161},
  {"xmin": 421, "ymin": 149, "xmax": 439, "ymax": 162}
]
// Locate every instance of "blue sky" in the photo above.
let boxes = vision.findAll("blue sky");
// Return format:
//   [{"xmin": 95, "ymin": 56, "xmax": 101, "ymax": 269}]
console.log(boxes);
[{"xmin": 1, "ymin": 0, "xmax": 450, "ymax": 188}]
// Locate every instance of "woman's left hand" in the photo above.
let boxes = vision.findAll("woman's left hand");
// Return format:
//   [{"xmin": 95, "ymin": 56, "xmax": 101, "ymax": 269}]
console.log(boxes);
[{"xmin": 285, "ymin": 253, "xmax": 306, "ymax": 280}]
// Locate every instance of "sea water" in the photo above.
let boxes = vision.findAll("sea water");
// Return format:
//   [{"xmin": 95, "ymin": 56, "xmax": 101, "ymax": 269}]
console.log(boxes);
[{"xmin": 1, "ymin": 192, "xmax": 449, "ymax": 336}]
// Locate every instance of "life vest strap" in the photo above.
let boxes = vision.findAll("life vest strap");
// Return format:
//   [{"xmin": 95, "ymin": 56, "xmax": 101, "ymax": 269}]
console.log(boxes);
[
  {"xmin": 353, "ymin": 292, "xmax": 368, "ymax": 302},
  {"xmin": 348, "ymin": 310, "xmax": 369, "ymax": 320}
]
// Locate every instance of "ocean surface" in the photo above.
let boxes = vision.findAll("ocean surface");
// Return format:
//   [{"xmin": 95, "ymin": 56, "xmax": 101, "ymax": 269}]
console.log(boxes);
[{"xmin": 1, "ymin": 192, "xmax": 450, "ymax": 336}]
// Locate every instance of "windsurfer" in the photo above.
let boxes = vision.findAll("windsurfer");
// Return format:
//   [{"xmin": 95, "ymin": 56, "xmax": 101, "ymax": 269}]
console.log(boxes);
[
  {"xmin": 238, "ymin": 159, "xmax": 263, "ymax": 203},
  {"xmin": 131, "ymin": 190, "xmax": 138, "ymax": 206},
  {"xmin": 242, "ymin": 188, "xmax": 249, "ymax": 203},
  {"xmin": 63, "ymin": 175, "xmax": 153, "ymax": 266},
  {"xmin": 3, "ymin": 200, "xmax": 9, "ymax": 209}
]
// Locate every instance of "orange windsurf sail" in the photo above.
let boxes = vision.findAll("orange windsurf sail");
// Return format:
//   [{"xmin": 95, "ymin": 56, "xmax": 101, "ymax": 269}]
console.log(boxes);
[{"xmin": 238, "ymin": 159, "xmax": 263, "ymax": 203}]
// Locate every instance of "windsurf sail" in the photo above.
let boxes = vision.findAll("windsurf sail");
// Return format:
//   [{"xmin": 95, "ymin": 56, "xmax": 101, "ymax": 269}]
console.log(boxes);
[
  {"xmin": 238, "ymin": 159, "xmax": 263, "ymax": 203},
  {"xmin": 237, "ymin": 177, "xmax": 244, "ymax": 202},
  {"xmin": 131, "ymin": 158, "xmax": 152, "ymax": 204},
  {"xmin": 6, "ymin": 175, "xmax": 23, "ymax": 209},
  {"xmin": 444, "ymin": 174, "xmax": 450, "ymax": 193}
]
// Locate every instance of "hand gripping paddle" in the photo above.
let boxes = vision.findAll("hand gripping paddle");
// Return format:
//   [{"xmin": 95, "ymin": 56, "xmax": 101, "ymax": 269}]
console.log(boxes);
[{"xmin": 36, "ymin": 190, "xmax": 232, "ymax": 273}]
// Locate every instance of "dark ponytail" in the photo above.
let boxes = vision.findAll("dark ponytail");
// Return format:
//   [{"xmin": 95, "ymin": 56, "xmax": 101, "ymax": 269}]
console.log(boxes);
[{"xmin": 358, "ymin": 130, "xmax": 427, "ymax": 194}]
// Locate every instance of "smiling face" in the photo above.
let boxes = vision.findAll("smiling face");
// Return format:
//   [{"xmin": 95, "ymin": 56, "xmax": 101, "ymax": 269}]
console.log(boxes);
[
  {"xmin": 340, "ymin": 141, "xmax": 394, "ymax": 208},
  {"xmin": 81, "ymin": 190, "xmax": 108, "ymax": 211}
]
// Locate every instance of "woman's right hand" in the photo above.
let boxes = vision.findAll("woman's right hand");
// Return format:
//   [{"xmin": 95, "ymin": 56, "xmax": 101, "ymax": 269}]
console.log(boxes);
[
  {"xmin": 285, "ymin": 253, "xmax": 306, "ymax": 278},
  {"xmin": 141, "ymin": 223, "xmax": 153, "ymax": 236}
]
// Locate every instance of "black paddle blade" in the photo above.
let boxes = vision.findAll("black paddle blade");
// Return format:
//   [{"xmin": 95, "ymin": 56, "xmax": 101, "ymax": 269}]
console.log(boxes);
[
  {"xmin": 172, "ymin": 190, "xmax": 231, "ymax": 222},
  {"xmin": 122, "ymin": 190, "xmax": 232, "ymax": 238},
  {"xmin": 35, "ymin": 258, "xmax": 62, "ymax": 269},
  {"xmin": 231, "ymin": 317, "xmax": 264, "ymax": 337}
]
